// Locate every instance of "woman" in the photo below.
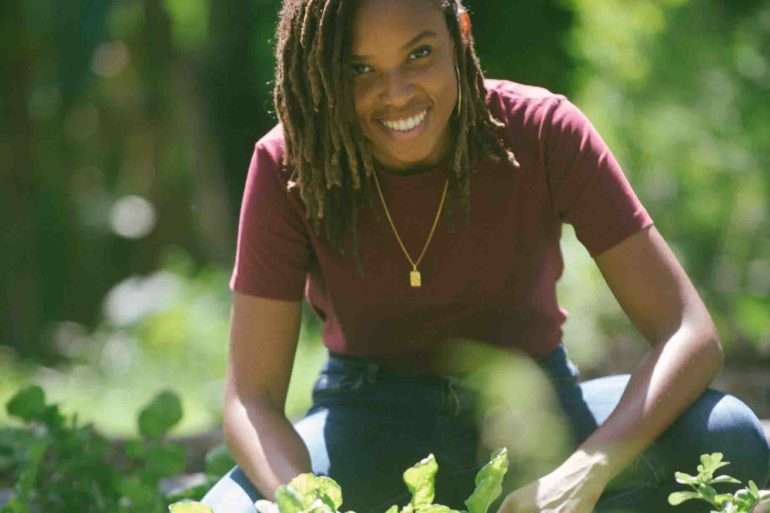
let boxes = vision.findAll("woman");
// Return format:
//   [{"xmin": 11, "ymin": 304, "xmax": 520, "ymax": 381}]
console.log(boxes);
[{"xmin": 202, "ymin": 0, "xmax": 770, "ymax": 512}]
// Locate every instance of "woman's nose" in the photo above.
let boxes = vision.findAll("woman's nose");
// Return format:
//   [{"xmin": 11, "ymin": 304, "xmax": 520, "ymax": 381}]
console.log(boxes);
[{"xmin": 379, "ymin": 70, "xmax": 415, "ymax": 106}]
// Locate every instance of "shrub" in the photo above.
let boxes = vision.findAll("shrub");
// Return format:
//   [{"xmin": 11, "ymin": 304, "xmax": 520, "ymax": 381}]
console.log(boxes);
[{"xmin": 0, "ymin": 385, "xmax": 231, "ymax": 513}]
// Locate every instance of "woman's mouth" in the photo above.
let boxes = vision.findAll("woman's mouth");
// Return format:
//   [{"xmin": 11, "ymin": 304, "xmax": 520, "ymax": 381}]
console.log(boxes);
[{"xmin": 380, "ymin": 109, "xmax": 428, "ymax": 133}]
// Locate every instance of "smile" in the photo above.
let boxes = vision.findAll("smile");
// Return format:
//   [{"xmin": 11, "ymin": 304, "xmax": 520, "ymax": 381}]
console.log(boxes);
[{"xmin": 380, "ymin": 110, "xmax": 428, "ymax": 132}]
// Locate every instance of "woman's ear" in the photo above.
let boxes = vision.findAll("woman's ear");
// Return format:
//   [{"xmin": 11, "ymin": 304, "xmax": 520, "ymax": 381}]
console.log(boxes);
[{"xmin": 458, "ymin": 8, "xmax": 472, "ymax": 43}]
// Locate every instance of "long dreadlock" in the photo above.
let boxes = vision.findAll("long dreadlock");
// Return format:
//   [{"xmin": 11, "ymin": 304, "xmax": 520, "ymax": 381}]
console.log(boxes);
[{"xmin": 273, "ymin": 0, "xmax": 518, "ymax": 256}]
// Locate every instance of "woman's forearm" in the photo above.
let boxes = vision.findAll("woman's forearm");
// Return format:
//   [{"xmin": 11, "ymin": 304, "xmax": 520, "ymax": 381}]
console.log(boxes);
[
  {"xmin": 563, "ymin": 326, "xmax": 723, "ymax": 486},
  {"xmin": 223, "ymin": 391, "xmax": 312, "ymax": 501}
]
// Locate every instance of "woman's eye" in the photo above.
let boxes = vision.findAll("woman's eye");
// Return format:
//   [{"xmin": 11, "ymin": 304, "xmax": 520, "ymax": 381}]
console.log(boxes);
[
  {"xmin": 351, "ymin": 63, "xmax": 372, "ymax": 76},
  {"xmin": 409, "ymin": 46, "xmax": 432, "ymax": 60}
]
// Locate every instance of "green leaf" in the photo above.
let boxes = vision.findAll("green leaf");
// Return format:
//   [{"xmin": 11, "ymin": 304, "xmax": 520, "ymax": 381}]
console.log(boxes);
[
  {"xmin": 204, "ymin": 444, "xmax": 236, "ymax": 477},
  {"xmin": 120, "ymin": 475, "xmax": 161, "ymax": 509},
  {"xmin": 275, "ymin": 484, "xmax": 305, "ymax": 513},
  {"xmin": 464, "ymin": 448, "xmax": 509, "ymax": 513},
  {"xmin": 674, "ymin": 472, "xmax": 699, "ymax": 485},
  {"xmin": 383, "ymin": 505, "xmax": 398, "ymax": 513},
  {"xmin": 732, "ymin": 489, "xmax": 758, "ymax": 512},
  {"xmin": 734, "ymin": 488, "xmax": 755, "ymax": 500},
  {"xmin": 697, "ymin": 483, "xmax": 717, "ymax": 503},
  {"xmin": 709, "ymin": 475, "xmax": 742, "ymax": 485},
  {"xmin": 697, "ymin": 453, "xmax": 730, "ymax": 480},
  {"xmin": 667, "ymin": 491, "xmax": 701, "ymax": 506},
  {"xmin": 316, "ymin": 476, "xmax": 343, "ymax": 511},
  {"xmin": 138, "ymin": 390, "xmax": 183, "ymax": 439},
  {"xmin": 288, "ymin": 473, "xmax": 343, "ymax": 511},
  {"xmin": 41, "ymin": 404, "xmax": 66, "ymax": 431},
  {"xmin": 124, "ymin": 439, "xmax": 146, "ymax": 459},
  {"xmin": 144, "ymin": 443, "xmax": 187, "ymax": 480},
  {"xmin": 713, "ymin": 493, "xmax": 735, "ymax": 507},
  {"xmin": 15, "ymin": 438, "xmax": 49, "ymax": 503},
  {"xmin": 403, "ymin": 454, "xmax": 439, "ymax": 508},
  {"xmin": 5, "ymin": 386, "xmax": 47, "ymax": 423},
  {"xmin": 168, "ymin": 500, "xmax": 214, "ymax": 513},
  {"xmin": 418, "ymin": 505, "xmax": 459, "ymax": 513}
]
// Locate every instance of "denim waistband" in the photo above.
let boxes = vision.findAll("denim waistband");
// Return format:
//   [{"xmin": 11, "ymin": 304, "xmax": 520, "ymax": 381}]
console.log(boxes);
[
  {"xmin": 312, "ymin": 353, "xmax": 471, "ymax": 417},
  {"xmin": 311, "ymin": 343, "xmax": 580, "ymax": 417}
]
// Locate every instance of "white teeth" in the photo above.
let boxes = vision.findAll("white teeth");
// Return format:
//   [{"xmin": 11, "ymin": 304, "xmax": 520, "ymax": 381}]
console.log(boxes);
[{"xmin": 382, "ymin": 110, "xmax": 427, "ymax": 132}]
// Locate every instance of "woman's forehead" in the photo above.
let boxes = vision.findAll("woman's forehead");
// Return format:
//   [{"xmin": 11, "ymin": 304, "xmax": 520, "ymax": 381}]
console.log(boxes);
[{"xmin": 351, "ymin": 0, "xmax": 450, "ymax": 55}]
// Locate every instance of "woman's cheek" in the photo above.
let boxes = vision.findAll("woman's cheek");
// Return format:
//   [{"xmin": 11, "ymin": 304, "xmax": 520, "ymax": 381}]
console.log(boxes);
[{"xmin": 352, "ymin": 81, "xmax": 375, "ymax": 133}]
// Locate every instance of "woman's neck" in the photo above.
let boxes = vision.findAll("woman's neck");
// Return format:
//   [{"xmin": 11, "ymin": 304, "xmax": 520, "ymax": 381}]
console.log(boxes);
[{"xmin": 379, "ymin": 163, "xmax": 438, "ymax": 177}]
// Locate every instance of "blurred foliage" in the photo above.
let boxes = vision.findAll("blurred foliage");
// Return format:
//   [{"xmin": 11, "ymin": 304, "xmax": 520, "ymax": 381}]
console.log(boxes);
[
  {"xmin": 565, "ymin": 0, "xmax": 770, "ymax": 358},
  {"xmin": 1, "ymin": 386, "xmax": 186, "ymax": 511},
  {"xmin": 0, "ymin": 249, "xmax": 324, "ymax": 436},
  {"xmin": 1, "ymin": 0, "xmax": 769, "ymax": 436},
  {"xmin": 0, "ymin": 385, "xmax": 241, "ymax": 511}
]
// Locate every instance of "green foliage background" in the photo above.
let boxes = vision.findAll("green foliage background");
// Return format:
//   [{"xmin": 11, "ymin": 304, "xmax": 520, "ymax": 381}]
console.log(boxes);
[{"xmin": 1, "ymin": 0, "xmax": 769, "ymax": 436}]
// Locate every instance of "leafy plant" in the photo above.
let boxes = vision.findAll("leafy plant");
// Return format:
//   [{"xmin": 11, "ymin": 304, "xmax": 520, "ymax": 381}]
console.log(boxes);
[
  {"xmin": 0, "ymin": 385, "xmax": 190, "ymax": 513},
  {"xmin": 171, "ymin": 448, "xmax": 510, "ymax": 513},
  {"xmin": 668, "ymin": 453, "xmax": 770, "ymax": 513}
]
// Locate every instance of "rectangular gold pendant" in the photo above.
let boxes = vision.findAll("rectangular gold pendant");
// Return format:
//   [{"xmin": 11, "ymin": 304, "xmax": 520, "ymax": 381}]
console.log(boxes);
[{"xmin": 410, "ymin": 270, "xmax": 421, "ymax": 288}]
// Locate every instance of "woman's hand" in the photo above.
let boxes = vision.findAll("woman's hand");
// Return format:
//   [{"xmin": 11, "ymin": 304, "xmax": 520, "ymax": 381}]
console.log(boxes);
[{"xmin": 496, "ymin": 451, "xmax": 610, "ymax": 513}]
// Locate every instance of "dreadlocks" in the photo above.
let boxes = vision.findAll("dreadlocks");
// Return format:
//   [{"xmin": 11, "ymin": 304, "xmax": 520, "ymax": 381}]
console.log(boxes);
[{"xmin": 273, "ymin": 0, "xmax": 518, "ymax": 254}]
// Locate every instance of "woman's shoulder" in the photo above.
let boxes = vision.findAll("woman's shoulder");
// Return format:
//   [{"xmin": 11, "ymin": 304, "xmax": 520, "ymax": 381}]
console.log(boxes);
[
  {"xmin": 254, "ymin": 123, "xmax": 287, "ymax": 164},
  {"xmin": 484, "ymin": 79, "xmax": 599, "ymax": 152},
  {"xmin": 249, "ymin": 123, "xmax": 299, "ymax": 186},
  {"xmin": 485, "ymin": 78, "xmax": 562, "ymax": 101},
  {"xmin": 484, "ymin": 78, "xmax": 567, "ymax": 125}
]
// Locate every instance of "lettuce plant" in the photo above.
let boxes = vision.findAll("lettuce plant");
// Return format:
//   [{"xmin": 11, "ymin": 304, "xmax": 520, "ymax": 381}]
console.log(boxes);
[
  {"xmin": 170, "ymin": 448, "xmax": 509, "ymax": 513},
  {"xmin": 668, "ymin": 453, "xmax": 770, "ymax": 513}
]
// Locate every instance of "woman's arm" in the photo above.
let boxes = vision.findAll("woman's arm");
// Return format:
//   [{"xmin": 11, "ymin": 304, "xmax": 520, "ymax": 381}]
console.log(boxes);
[
  {"xmin": 498, "ymin": 225, "xmax": 723, "ymax": 513},
  {"xmin": 567, "ymin": 224, "xmax": 723, "ymax": 481},
  {"xmin": 222, "ymin": 291, "xmax": 313, "ymax": 500}
]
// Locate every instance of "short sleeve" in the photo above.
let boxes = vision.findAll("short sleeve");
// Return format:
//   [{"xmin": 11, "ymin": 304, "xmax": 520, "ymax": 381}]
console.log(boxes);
[
  {"xmin": 543, "ymin": 98, "xmax": 653, "ymax": 256},
  {"xmin": 229, "ymin": 139, "xmax": 312, "ymax": 300}
]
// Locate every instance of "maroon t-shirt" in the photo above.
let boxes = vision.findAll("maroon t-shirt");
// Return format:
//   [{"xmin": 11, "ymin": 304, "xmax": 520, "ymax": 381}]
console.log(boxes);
[{"xmin": 230, "ymin": 80, "xmax": 653, "ymax": 372}]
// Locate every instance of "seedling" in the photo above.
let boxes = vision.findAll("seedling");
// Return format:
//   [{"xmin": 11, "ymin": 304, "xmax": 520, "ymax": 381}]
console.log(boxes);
[{"xmin": 668, "ymin": 453, "xmax": 770, "ymax": 513}]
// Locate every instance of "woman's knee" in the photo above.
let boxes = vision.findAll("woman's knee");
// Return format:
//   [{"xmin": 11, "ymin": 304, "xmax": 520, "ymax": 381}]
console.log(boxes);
[
  {"xmin": 659, "ymin": 390, "xmax": 770, "ymax": 486},
  {"xmin": 200, "ymin": 466, "xmax": 261, "ymax": 513}
]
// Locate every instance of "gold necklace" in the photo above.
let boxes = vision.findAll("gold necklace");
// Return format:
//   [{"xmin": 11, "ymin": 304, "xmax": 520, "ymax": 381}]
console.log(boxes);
[{"xmin": 372, "ymin": 171, "xmax": 449, "ymax": 288}]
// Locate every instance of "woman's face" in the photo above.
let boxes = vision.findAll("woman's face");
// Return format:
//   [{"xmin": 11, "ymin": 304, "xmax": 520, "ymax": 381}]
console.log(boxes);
[{"xmin": 350, "ymin": 0, "xmax": 458, "ymax": 172}]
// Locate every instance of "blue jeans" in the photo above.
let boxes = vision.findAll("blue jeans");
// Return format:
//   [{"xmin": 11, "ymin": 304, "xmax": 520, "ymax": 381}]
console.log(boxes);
[{"xmin": 201, "ymin": 345, "xmax": 769, "ymax": 513}]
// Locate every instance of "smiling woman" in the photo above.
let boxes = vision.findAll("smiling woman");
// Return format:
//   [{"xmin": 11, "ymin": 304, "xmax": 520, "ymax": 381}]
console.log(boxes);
[{"xmin": 199, "ymin": 1, "xmax": 770, "ymax": 513}]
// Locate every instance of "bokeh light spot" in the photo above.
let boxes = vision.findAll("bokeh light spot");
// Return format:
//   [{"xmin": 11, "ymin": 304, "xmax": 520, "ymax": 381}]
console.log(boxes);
[
  {"xmin": 92, "ymin": 40, "xmax": 130, "ymax": 78},
  {"xmin": 110, "ymin": 195, "xmax": 156, "ymax": 239}
]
